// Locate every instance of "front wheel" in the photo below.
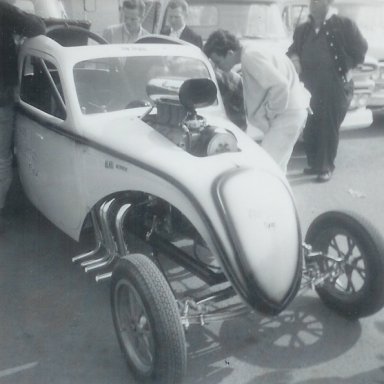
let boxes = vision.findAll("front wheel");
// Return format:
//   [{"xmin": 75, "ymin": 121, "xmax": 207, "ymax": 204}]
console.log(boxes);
[
  {"xmin": 111, "ymin": 254, "xmax": 187, "ymax": 384},
  {"xmin": 305, "ymin": 211, "xmax": 384, "ymax": 319}
]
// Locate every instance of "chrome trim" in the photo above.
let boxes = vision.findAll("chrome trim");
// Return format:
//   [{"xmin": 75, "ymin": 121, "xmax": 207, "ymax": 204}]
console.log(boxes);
[
  {"xmin": 180, "ymin": 302, "xmax": 250, "ymax": 327},
  {"xmin": 84, "ymin": 198, "xmax": 118, "ymax": 272},
  {"xmin": 72, "ymin": 209, "xmax": 103, "ymax": 262},
  {"xmin": 72, "ymin": 198, "xmax": 133, "ymax": 280},
  {"xmin": 115, "ymin": 203, "xmax": 132, "ymax": 255},
  {"xmin": 95, "ymin": 272, "xmax": 113, "ymax": 282}
]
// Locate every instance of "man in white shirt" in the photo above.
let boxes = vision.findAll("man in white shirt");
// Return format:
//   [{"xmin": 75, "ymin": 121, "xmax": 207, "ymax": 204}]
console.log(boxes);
[
  {"xmin": 103, "ymin": 0, "xmax": 149, "ymax": 44},
  {"xmin": 204, "ymin": 29, "xmax": 310, "ymax": 173}
]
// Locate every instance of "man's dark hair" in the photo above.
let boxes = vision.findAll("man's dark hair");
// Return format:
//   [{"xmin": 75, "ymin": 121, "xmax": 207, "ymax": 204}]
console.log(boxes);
[
  {"xmin": 167, "ymin": 0, "xmax": 189, "ymax": 13},
  {"xmin": 122, "ymin": 0, "xmax": 145, "ymax": 16},
  {"xmin": 203, "ymin": 29, "xmax": 241, "ymax": 58}
]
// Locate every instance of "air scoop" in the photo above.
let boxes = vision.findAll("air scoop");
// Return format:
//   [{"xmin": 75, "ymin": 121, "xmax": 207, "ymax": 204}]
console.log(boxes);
[
  {"xmin": 179, "ymin": 78, "xmax": 217, "ymax": 111},
  {"xmin": 145, "ymin": 77, "xmax": 236, "ymax": 155},
  {"xmin": 146, "ymin": 77, "xmax": 217, "ymax": 112}
]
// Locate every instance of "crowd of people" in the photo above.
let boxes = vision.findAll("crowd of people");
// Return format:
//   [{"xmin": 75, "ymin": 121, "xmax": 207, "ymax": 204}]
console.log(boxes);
[
  {"xmin": 103, "ymin": 0, "xmax": 368, "ymax": 179},
  {"xmin": 0, "ymin": 0, "xmax": 368, "ymax": 232}
]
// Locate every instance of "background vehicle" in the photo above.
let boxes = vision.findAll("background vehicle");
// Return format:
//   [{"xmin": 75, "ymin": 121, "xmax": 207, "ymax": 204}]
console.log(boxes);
[
  {"xmin": 186, "ymin": 0, "xmax": 374, "ymax": 130},
  {"xmin": 283, "ymin": 0, "xmax": 384, "ymax": 110}
]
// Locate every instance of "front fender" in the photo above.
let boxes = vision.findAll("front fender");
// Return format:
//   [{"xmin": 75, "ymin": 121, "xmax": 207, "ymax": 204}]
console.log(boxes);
[{"xmin": 213, "ymin": 168, "xmax": 302, "ymax": 315}]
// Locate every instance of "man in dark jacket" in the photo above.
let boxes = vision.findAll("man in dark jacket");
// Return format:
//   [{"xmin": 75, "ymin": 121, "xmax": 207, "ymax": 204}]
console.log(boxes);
[
  {"xmin": 0, "ymin": 0, "xmax": 45, "ymax": 232},
  {"xmin": 161, "ymin": 0, "xmax": 203, "ymax": 49},
  {"xmin": 287, "ymin": 0, "xmax": 367, "ymax": 182}
]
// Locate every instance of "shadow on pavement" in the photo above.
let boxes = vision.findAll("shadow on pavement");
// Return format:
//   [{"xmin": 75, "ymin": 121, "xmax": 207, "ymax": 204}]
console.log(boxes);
[
  {"xmin": 0, "ymin": 175, "xmax": 366, "ymax": 384},
  {"xmin": 243, "ymin": 364, "xmax": 384, "ymax": 384},
  {"xmin": 184, "ymin": 295, "xmax": 362, "ymax": 384}
]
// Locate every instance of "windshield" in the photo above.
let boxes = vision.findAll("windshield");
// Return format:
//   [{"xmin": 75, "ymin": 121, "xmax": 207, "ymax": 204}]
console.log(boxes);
[
  {"xmin": 336, "ymin": 4, "xmax": 384, "ymax": 34},
  {"xmin": 73, "ymin": 55, "xmax": 211, "ymax": 115},
  {"xmin": 188, "ymin": 2, "xmax": 287, "ymax": 40}
]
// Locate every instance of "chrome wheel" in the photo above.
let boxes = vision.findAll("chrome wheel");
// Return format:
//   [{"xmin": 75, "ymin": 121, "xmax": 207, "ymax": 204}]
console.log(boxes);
[
  {"xmin": 111, "ymin": 254, "xmax": 186, "ymax": 384},
  {"xmin": 306, "ymin": 211, "xmax": 384, "ymax": 318},
  {"xmin": 319, "ymin": 230, "xmax": 366, "ymax": 295},
  {"xmin": 115, "ymin": 280, "xmax": 154, "ymax": 374}
]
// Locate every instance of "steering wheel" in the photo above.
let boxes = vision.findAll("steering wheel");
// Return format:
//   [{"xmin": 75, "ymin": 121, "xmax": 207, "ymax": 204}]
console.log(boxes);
[{"xmin": 46, "ymin": 25, "xmax": 109, "ymax": 46}]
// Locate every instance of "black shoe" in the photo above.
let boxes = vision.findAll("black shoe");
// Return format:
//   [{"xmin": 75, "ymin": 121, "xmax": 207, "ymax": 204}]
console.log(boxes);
[
  {"xmin": 317, "ymin": 171, "xmax": 332, "ymax": 182},
  {"xmin": 303, "ymin": 167, "xmax": 318, "ymax": 175}
]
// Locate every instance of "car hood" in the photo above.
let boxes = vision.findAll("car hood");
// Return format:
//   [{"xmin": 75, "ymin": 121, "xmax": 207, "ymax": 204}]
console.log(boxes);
[{"xmin": 79, "ymin": 109, "xmax": 275, "ymax": 173}]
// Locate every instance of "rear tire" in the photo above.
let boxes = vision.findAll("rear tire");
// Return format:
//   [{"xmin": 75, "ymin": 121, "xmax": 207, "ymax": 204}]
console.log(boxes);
[
  {"xmin": 305, "ymin": 211, "xmax": 384, "ymax": 318},
  {"xmin": 111, "ymin": 254, "xmax": 186, "ymax": 384}
]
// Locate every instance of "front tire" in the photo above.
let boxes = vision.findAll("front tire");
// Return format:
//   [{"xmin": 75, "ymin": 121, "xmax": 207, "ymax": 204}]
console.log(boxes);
[
  {"xmin": 111, "ymin": 254, "xmax": 187, "ymax": 384},
  {"xmin": 305, "ymin": 211, "xmax": 384, "ymax": 318}
]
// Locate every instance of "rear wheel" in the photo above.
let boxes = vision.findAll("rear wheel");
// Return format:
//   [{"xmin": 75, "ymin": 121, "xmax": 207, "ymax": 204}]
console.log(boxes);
[
  {"xmin": 111, "ymin": 254, "xmax": 186, "ymax": 384},
  {"xmin": 305, "ymin": 211, "xmax": 384, "ymax": 318}
]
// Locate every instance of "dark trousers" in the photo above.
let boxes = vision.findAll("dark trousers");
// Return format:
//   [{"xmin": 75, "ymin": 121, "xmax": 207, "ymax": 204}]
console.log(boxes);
[{"xmin": 303, "ymin": 77, "xmax": 353, "ymax": 173}]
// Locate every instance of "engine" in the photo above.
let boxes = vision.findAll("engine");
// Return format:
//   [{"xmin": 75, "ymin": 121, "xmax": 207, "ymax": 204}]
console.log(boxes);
[{"xmin": 144, "ymin": 78, "xmax": 238, "ymax": 157}]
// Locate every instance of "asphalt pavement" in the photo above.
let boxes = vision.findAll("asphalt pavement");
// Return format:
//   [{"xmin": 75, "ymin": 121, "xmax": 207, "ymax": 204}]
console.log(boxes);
[{"xmin": 1, "ymin": 114, "xmax": 384, "ymax": 384}]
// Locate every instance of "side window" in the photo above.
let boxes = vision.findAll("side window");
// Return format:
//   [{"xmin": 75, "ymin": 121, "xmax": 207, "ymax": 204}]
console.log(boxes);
[{"xmin": 20, "ymin": 56, "xmax": 66, "ymax": 120}]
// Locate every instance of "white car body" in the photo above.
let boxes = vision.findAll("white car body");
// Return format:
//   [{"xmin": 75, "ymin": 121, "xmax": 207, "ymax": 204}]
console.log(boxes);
[
  {"xmin": 12, "ymin": 31, "xmax": 384, "ymax": 384},
  {"xmin": 15, "ymin": 35, "xmax": 302, "ymax": 312}
]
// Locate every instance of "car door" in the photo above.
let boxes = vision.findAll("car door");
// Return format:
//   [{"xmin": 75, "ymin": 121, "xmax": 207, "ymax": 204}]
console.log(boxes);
[{"xmin": 16, "ymin": 52, "xmax": 86, "ymax": 238}]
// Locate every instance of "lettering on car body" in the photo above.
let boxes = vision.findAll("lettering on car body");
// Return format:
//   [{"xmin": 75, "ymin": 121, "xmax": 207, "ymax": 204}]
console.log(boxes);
[
  {"xmin": 105, "ymin": 160, "xmax": 128, "ymax": 172},
  {"xmin": 105, "ymin": 160, "xmax": 114, "ymax": 169}
]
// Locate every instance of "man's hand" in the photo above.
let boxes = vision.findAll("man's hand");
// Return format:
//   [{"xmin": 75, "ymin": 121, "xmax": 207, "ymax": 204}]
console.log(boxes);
[{"xmin": 289, "ymin": 54, "xmax": 302, "ymax": 75}]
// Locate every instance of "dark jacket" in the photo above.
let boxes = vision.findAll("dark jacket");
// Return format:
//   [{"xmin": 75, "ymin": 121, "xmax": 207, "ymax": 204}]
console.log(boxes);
[
  {"xmin": 161, "ymin": 25, "xmax": 203, "ymax": 49},
  {"xmin": 287, "ymin": 14, "xmax": 368, "ymax": 80},
  {"xmin": 0, "ymin": 1, "xmax": 45, "ymax": 88}
]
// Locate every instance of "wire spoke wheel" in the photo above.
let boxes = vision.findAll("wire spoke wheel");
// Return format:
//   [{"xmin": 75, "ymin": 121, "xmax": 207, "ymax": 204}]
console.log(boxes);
[{"xmin": 321, "ymin": 232, "xmax": 366, "ymax": 295}]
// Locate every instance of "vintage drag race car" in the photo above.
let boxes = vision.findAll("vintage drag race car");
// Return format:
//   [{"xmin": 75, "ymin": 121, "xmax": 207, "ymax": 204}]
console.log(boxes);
[{"xmin": 14, "ymin": 27, "xmax": 384, "ymax": 384}]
